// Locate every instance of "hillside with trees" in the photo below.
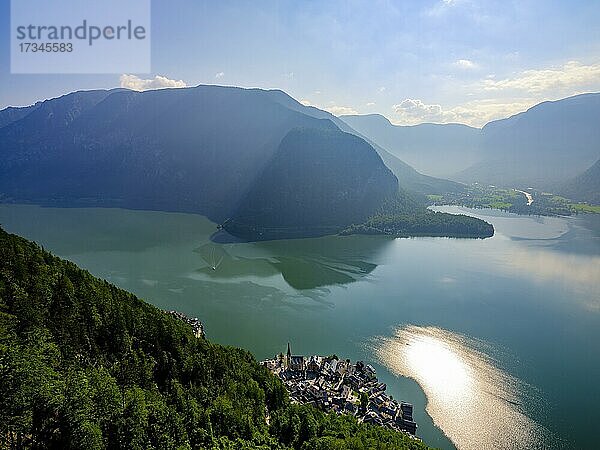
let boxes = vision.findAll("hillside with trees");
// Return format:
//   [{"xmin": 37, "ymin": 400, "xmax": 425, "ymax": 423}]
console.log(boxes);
[
  {"xmin": 223, "ymin": 128, "xmax": 400, "ymax": 240},
  {"xmin": 342, "ymin": 211, "xmax": 494, "ymax": 239},
  {"xmin": 0, "ymin": 227, "xmax": 430, "ymax": 450}
]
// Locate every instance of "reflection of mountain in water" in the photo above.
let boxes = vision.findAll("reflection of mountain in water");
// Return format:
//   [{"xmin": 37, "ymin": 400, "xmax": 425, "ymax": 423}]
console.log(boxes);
[
  {"xmin": 194, "ymin": 235, "xmax": 390, "ymax": 290},
  {"xmin": 269, "ymin": 257, "xmax": 377, "ymax": 290}
]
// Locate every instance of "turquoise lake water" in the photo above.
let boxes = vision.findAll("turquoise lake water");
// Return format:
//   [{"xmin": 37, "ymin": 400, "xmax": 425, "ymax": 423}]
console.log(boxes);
[{"xmin": 1, "ymin": 204, "xmax": 598, "ymax": 449}]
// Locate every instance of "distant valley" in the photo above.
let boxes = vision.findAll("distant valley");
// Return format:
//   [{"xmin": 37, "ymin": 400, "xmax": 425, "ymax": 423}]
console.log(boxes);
[
  {"xmin": 341, "ymin": 114, "xmax": 481, "ymax": 178},
  {"xmin": 342, "ymin": 93, "xmax": 600, "ymax": 204}
]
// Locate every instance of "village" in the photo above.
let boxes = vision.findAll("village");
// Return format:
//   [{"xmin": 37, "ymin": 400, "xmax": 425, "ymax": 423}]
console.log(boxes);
[{"xmin": 262, "ymin": 344, "xmax": 418, "ymax": 437}]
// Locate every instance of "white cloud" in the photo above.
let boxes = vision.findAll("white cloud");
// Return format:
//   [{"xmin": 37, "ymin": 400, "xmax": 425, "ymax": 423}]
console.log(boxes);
[
  {"xmin": 481, "ymin": 60, "xmax": 600, "ymax": 94},
  {"xmin": 390, "ymin": 59, "xmax": 600, "ymax": 127},
  {"xmin": 454, "ymin": 59, "xmax": 478, "ymax": 70},
  {"xmin": 327, "ymin": 105, "xmax": 359, "ymax": 115},
  {"xmin": 444, "ymin": 98, "xmax": 538, "ymax": 127},
  {"xmin": 366, "ymin": 102, "xmax": 376, "ymax": 106},
  {"xmin": 391, "ymin": 97, "xmax": 536, "ymax": 127},
  {"xmin": 300, "ymin": 99, "xmax": 358, "ymax": 116},
  {"xmin": 215, "ymin": 72, "xmax": 225, "ymax": 79},
  {"xmin": 120, "ymin": 74, "xmax": 187, "ymax": 91},
  {"xmin": 393, "ymin": 99, "xmax": 445, "ymax": 123},
  {"xmin": 378, "ymin": 86, "xmax": 386, "ymax": 93},
  {"xmin": 438, "ymin": 59, "xmax": 600, "ymax": 126}
]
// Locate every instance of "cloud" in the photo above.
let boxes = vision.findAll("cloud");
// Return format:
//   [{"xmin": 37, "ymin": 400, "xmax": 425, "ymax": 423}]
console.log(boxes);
[
  {"xmin": 385, "ymin": 59, "xmax": 600, "ymax": 127},
  {"xmin": 327, "ymin": 105, "xmax": 359, "ymax": 115},
  {"xmin": 408, "ymin": 59, "xmax": 600, "ymax": 126},
  {"xmin": 120, "ymin": 74, "xmax": 187, "ymax": 91},
  {"xmin": 393, "ymin": 98, "xmax": 445, "ymax": 122},
  {"xmin": 215, "ymin": 72, "xmax": 224, "ymax": 79},
  {"xmin": 391, "ymin": 97, "xmax": 536, "ymax": 127},
  {"xmin": 366, "ymin": 102, "xmax": 376, "ymax": 106},
  {"xmin": 481, "ymin": 60, "xmax": 600, "ymax": 94},
  {"xmin": 300, "ymin": 99, "xmax": 358, "ymax": 116},
  {"xmin": 454, "ymin": 59, "xmax": 478, "ymax": 70},
  {"xmin": 445, "ymin": 98, "xmax": 538, "ymax": 126}
]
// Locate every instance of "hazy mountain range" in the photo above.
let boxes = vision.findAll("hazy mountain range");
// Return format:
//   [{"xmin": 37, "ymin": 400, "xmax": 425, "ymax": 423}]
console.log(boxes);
[
  {"xmin": 0, "ymin": 86, "xmax": 596, "ymax": 241},
  {"xmin": 340, "ymin": 114, "xmax": 480, "ymax": 178},
  {"xmin": 461, "ymin": 93, "xmax": 600, "ymax": 189},
  {"xmin": 2, "ymin": 85, "xmax": 473, "ymax": 239},
  {"xmin": 342, "ymin": 93, "xmax": 600, "ymax": 199},
  {"xmin": 560, "ymin": 158, "xmax": 600, "ymax": 204}
]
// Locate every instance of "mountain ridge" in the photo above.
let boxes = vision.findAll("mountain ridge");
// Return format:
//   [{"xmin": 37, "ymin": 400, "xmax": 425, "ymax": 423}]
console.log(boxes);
[
  {"xmin": 0, "ymin": 85, "xmax": 471, "ymax": 240},
  {"xmin": 560, "ymin": 158, "xmax": 600, "ymax": 204},
  {"xmin": 342, "ymin": 93, "xmax": 600, "ymax": 192},
  {"xmin": 223, "ymin": 127, "xmax": 401, "ymax": 240},
  {"xmin": 340, "ymin": 113, "xmax": 480, "ymax": 178},
  {"xmin": 0, "ymin": 85, "xmax": 338, "ymax": 221},
  {"xmin": 459, "ymin": 92, "xmax": 600, "ymax": 188}
]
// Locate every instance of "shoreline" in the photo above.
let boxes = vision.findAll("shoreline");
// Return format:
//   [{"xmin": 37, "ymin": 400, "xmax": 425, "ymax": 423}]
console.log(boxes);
[{"xmin": 262, "ymin": 348, "xmax": 420, "ymax": 438}]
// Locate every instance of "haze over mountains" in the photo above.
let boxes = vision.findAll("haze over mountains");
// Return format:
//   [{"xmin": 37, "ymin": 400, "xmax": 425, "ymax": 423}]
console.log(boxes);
[
  {"xmin": 561, "ymin": 158, "xmax": 600, "ymax": 205},
  {"xmin": 342, "ymin": 93, "xmax": 600, "ymax": 198},
  {"xmin": 2, "ymin": 85, "xmax": 473, "ymax": 239},
  {"xmin": 461, "ymin": 93, "xmax": 600, "ymax": 189},
  {"xmin": 272, "ymin": 95, "xmax": 464, "ymax": 195},
  {"xmin": 0, "ymin": 86, "xmax": 597, "ymax": 241},
  {"xmin": 341, "ymin": 114, "xmax": 481, "ymax": 178},
  {"xmin": 223, "ymin": 127, "xmax": 399, "ymax": 239},
  {"xmin": 0, "ymin": 86, "xmax": 336, "ymax": 220}
]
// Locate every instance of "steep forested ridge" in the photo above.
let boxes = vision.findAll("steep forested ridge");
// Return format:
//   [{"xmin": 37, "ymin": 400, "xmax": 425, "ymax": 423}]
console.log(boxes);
[
  {"xmin": 0, "ymin": 227, "xmax": 430, "ymax": 449},
  {"xmin": 341, "ymin": 211, "xmax": 494, "ymax": 238},
  {"xmin": 560, "ymin": 158, "xmax": 600, "ymax": 205},
  {"xmin": 224, "ymin": 128, "xmax": 400, "ymax": 240}
]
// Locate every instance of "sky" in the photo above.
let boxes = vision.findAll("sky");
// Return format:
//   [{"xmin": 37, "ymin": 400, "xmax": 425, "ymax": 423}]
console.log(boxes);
[{"xmin": 1, "ymin": 0, "xmax": 599, "ymax": 127}]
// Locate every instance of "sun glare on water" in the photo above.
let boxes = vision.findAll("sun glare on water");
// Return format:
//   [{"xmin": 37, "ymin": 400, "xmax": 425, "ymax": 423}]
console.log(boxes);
[{"xmin": 371, "ymin": 325, "xmax": 553, "ymax": 450}]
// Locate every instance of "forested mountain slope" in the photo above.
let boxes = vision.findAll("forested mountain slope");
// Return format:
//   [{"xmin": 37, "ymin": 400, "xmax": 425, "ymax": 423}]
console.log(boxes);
[{"xmin": 0, "ymin": 227, "xmax": 431, "ymax": 450}]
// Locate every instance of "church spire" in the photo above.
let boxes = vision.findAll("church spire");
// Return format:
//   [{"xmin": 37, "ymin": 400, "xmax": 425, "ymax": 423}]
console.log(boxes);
[{"xmin": 286, "ymin": 342, "xmax": 291, "ymax": 368}]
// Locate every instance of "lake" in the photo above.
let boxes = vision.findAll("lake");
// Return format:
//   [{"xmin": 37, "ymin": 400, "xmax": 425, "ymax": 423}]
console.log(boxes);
[{"xmin": 0, "ymin": 204, "xmax": 598, "ymax": 450}]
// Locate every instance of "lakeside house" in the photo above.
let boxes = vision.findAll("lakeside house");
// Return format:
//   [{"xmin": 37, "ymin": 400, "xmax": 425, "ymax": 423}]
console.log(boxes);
[{"xmin": 263, "ymin": 343, "xmax": 419, "ymax": 437}]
